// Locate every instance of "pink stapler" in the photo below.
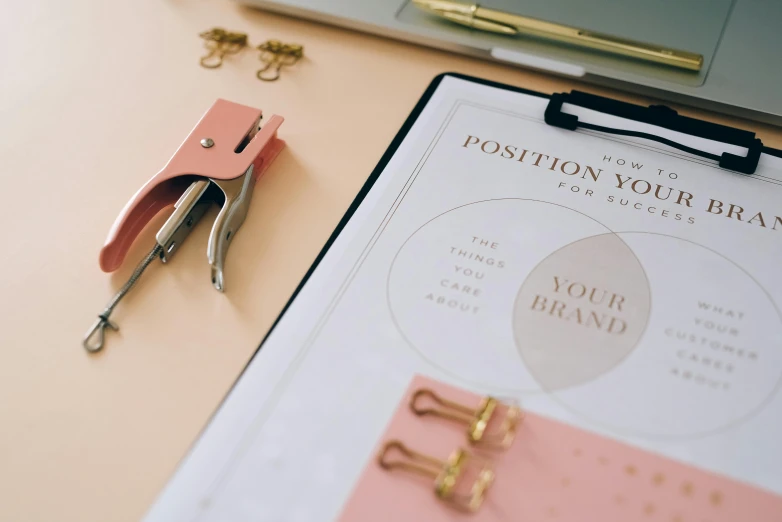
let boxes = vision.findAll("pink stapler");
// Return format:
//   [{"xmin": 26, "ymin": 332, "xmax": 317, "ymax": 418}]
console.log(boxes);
[{"xmin": 83, "ymin": 99, "xmax": 285, "ymax": 353}]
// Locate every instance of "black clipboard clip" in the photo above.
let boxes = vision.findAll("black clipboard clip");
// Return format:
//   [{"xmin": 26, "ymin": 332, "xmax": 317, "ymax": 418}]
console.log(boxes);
[{"xmin": 544, "ymin": 91, "xmax": 764, "ymax": 175}]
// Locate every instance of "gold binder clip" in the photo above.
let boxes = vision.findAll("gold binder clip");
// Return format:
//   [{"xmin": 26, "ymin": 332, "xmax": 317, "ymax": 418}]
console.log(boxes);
[
  {"xmin": 199, "ymin": 28, "xmax": 249, "ymax": 68},
  {"xmin": 378, "ymin": 440, "xmax": 494, "ymax": 512},
  {"xmin": 410, "ymin": 388, "xmax": 522, "ymax": 450},
  {"xmin": 256, "ymin": 40, "xmax": 304, "ymax": 81}
]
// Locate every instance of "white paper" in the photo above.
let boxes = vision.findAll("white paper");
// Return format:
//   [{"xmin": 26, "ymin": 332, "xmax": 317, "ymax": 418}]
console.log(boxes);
[{"xmin": 144, "ymin": 76, "xmax": 782, "ymax": 522}]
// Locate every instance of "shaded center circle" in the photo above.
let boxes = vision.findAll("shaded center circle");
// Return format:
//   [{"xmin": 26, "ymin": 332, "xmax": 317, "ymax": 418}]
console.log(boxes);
[{"xmin": 514, "ymin": 233, "xmax": 651, "ymax": 391}]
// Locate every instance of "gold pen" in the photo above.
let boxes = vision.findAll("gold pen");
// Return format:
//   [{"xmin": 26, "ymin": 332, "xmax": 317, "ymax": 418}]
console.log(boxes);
[{"xmin": 413, "ymin": 0, "xmax": 703, "ymax": 72}]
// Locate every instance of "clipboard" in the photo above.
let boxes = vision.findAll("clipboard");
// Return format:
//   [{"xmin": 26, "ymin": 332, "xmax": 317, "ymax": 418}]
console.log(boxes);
[
  {"xmin": 144, "ymin": 73, "xmax": 782, "ymax": 521},
  {"xmin": 246, "ymin": 74, "xmax": 782, "ymax": 400},
  {"xmin": 262, "ymin": 71, "xmax": 781, "ymax": 351}
]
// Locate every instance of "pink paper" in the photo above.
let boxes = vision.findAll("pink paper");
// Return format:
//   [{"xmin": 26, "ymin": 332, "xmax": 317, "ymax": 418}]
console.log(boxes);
[{"xmin": 340, "ymin": 375, "xmax": 782, "ymax": 521}]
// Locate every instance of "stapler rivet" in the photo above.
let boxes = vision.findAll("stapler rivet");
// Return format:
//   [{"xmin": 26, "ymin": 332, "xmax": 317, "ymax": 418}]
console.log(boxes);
[{"xmin": 82, "ymin": 99, "xmax": 285, "ymax": 353}]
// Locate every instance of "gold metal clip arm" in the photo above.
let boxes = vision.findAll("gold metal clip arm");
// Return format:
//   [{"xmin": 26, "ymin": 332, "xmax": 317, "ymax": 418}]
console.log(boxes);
[
  {"xmin": 410, "ymin": 388, "xmax": 476, "ymax": 424},
  {"xmin": 378, "ymin": 440, "xmax": 444, "ymax": 478}
]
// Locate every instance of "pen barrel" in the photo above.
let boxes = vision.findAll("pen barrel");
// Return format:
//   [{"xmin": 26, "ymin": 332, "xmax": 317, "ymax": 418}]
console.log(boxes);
[
  {"xmin": 575, "ymin": 31, "xmax": 703, "ymax": 71},
  {"xmin": 475, "ymin": 6, "xmax": 703, "ymax": 71}
]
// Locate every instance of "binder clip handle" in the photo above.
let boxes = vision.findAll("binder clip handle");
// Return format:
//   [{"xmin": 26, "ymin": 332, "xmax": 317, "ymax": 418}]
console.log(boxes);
[
  {"xmin": 720, "ymin": 138, "xmax": 763, "ymax": 173},
  {"xmin": 544, "ymin": 93, "xmax": 577, "ymax": 131},
  {"xmin": 544, "ymin": 91, "xmax": 766, "ymax": 175}
]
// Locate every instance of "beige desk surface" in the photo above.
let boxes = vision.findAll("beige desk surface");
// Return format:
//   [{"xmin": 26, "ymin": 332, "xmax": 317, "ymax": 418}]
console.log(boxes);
[{"xmin": 0, "ymin": 1, "xmax": 780, "ymax": 520}]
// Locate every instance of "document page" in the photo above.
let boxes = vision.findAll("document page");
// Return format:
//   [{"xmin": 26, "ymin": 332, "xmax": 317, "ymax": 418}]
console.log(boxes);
[{"xmin": 145, "ymin": 75, "xmax": 782, "ymax": 521}]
